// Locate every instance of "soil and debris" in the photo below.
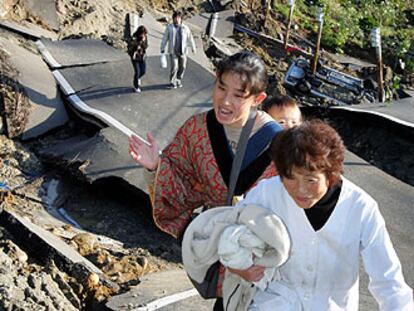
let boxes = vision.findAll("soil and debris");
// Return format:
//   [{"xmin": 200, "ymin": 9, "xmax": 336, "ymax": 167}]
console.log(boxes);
[
  {"xmin": 0, "ymin": 0, "xmax": 413, "ymax": 310},
  {"xmin": 0, "ymin": 229, "xmax": 82, "ymax": 311},
  {"xmin": 0, "ymin": 131, "xmax": 181, "ymax": 309},
  {"xmin": 0, "ymin": 48, "xmax": 30, "ymax": 138}
]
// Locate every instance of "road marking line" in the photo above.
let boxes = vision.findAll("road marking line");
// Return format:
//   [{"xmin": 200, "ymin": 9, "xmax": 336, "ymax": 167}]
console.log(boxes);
[
  {"xmin": 68, "ymin": 94, "xmax": 150, "ymax": 145},
  {"xmin": 53, "ymin": 70, "xmax": 150, "ymax": 145},
  {"xmin": 133, "ymin": 289, "xmax": 199, "ymax": 311},
  {"xmin": 36, "ymin": 40, "xmax": 61, "ymax": 68},
  {"xmin": 53, "ymin": 70, "xmax": 76, "ymax": 95}
]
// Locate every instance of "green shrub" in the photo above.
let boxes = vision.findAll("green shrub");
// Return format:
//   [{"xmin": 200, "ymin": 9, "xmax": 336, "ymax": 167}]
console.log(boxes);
[{"xmin": 270, "ymin": 0, "xmax": 414, "ymax": 73}]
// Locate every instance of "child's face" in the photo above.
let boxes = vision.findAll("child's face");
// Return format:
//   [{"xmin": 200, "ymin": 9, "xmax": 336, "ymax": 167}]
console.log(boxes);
[
  {"xmin": 213, "ymin": 72, "xmax": 266, "ymax": 128},
  {"xmin": 267, "ymin": 106, "xmax": 301, "ymax": 129}
]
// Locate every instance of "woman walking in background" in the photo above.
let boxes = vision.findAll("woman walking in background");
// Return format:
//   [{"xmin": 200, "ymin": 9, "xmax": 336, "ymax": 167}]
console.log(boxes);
[{"xmin": 128, "ymin": 25, "xmax": 148, "ymax": 93}]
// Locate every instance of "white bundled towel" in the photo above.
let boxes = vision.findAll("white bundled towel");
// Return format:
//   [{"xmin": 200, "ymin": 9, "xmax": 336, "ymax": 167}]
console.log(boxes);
[{"xmin": 218, "ymin": 225, "xmax": 275, "ymax": 290}]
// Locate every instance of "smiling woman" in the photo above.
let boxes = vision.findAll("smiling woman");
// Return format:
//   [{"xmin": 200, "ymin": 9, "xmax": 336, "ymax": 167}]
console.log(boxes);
[
  {"xmin": 272, "ymin": 119, "xmax": 344, "ymax": 209},
  {"xmin": 281, "ymin": 168, "xmax": 330, "ymax": 209},
  {"xmin": 234, "ymin": 120, "xmax": 413, "ymax": 310}
]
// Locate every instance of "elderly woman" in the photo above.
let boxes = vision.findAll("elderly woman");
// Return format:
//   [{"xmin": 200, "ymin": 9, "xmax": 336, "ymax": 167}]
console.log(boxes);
[{"xmin": 232, "ymin": 120, "xmax": 413, "ymax": 310}]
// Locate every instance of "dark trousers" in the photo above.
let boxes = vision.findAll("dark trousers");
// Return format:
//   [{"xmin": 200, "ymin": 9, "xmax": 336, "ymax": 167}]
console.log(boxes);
[{"xmin": 132, "ymin": 59, "xmax": 146, "ymax": 88}]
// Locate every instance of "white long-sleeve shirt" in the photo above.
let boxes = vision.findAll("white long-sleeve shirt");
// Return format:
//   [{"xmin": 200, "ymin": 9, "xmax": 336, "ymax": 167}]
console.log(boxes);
[
  {"xmin": 160, "ymin": 23, "xmax": 196, "ymax": 55},
  {"xmin": 240, "ymin": 176, "xmax": 413, "ymax": 311}
]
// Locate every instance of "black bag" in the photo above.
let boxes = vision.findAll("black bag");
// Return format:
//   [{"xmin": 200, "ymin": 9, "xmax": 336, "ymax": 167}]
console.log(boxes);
[{"xmin": 189, "ymin": 261, "xmax": 221, "ymax": 299}]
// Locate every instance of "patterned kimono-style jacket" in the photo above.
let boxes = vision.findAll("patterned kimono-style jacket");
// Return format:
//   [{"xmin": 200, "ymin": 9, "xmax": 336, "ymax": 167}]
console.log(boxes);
[{"xmin": 150, "ymin": 109, "xmax": 281, "ymax": 239}]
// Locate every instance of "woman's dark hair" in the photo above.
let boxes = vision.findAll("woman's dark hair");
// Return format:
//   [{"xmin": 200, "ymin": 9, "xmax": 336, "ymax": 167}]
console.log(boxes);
[
  {"xmin": 271, "ymin": 119, "xmax": 344, "ymax": 183},
  {"xmin": 216, "ymin": 51, "xmax": 268, "ymax": 95},
  {"xmin": 262, "ymin": 95, "xmax": 298, "ymax": 113},
  {"xmin": 133, "ymin": 25, "xmax": 147, "ymax": 39}
]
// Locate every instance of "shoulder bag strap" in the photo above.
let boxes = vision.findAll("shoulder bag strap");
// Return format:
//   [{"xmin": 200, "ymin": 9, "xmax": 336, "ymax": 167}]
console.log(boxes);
[{"xmin": 226, "ymin": 109, "xmax": 256, "ymax": 205}]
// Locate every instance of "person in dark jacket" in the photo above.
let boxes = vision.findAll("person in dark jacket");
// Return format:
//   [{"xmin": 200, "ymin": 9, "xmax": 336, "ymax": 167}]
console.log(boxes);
[{"xmin": 128, "ymin": 25, "xmax": 148, "ymax": 93}]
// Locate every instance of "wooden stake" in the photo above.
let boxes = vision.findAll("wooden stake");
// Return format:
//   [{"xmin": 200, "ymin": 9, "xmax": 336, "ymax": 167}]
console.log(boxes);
[
  {"xmin": 312, "ymin": 7, "xmax": 324, "ymax": 74},
  {"xmin": 371, "ymin": 28, "xmax": 385, "ymax": 102},
  {"xmin": 284, "ymin": 3, "xmax": 294, "ymax": 49},
  {"xmin": 377, "ymin": 48, "xmax": 385, "ymax": 102},
  {"xmin": 264, "ymin": 1, "xmax": 271, "ymax": 29}
]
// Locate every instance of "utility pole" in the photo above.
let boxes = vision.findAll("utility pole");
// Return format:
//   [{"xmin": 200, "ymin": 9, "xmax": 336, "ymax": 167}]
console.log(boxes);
[
  {"xmin": 371, "ymin": 27, "xmax": 385, "ymax": 102},
  {"xmin": 311, "ymin": 6, "xmax": 324, "ymax": 74},
  {"xmin": 284, "ymin": 0, "xmax": 295, "ymax": 50}
]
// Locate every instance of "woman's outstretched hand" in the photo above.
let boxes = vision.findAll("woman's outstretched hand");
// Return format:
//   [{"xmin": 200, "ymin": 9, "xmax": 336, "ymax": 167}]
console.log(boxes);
[
  {"xmin": 227, "ymin": 265, "xmax": 265, "ymax": 283},
  {"xmin": 129, "ymin": 133, "xmax": 160, "ymax": 171}
]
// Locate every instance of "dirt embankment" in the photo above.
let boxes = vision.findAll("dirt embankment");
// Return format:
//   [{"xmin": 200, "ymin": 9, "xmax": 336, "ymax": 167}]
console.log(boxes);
[
  {"xmin": 0, "ymin": 135, "xmax": 84, "ymax": 310},
  {"xmin": 0, "ymin": 48, "xmax": 30, "ymax": 138},
  {"xmin": 0, "ymin": 229, "xmax": 82, "ymax": 311}
]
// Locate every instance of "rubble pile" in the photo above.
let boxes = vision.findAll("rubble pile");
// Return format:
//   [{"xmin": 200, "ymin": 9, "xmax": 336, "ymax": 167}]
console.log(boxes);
[
  {"xmin": 0, "ymin": 132, "xmax": 180, "ymax": 309},
  {"xmin": 0, "ymin": 48, "xmax": 30, "ymax": 138},
  {"xmin": 0, "ymin": 232, "xmax": 81, "ymax": 311},
  {"xmin": 55, "ymin": 0, "xmax": 142, "ymax": 49},
  {"xmin": 1, "ymin": 0, "xmax": 52, "ymax": 29}
]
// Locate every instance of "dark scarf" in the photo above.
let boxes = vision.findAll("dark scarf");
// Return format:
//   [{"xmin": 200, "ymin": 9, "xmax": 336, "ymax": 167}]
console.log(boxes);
[{"xmin": 305, "ymin": 179, "xmax": 343, "ymax": 231}]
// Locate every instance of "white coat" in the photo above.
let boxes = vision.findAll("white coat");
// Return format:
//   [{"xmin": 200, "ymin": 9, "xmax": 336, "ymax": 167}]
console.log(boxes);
[
  {"xmin": 240, "ymin": 176, "xmax": 413, "ymax": 311},
  {"xmin": 160, "ymin": 23, "xmax": 196, "ymax": 55}
]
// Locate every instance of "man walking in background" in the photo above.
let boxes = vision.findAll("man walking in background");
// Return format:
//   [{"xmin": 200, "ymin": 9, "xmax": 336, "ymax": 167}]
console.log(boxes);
[{"xmin": 160, "ymin": 11, "xmax": 196, "ymax": 89}]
